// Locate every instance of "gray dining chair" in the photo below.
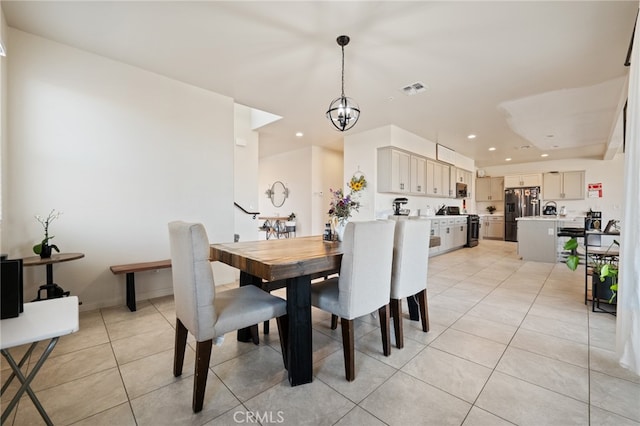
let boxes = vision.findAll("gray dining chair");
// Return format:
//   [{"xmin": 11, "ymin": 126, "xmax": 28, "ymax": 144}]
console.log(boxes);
[
  {"xmin": 311, "ymin": 220, "xmax": 395, "ymax": 381},
  {"xmin": 390, "ymin": 219, "xmax": 431, "ymax": 348},
  {"xmin": 168, "ymin": 221, "xmax": 288, "ymax": 412}
]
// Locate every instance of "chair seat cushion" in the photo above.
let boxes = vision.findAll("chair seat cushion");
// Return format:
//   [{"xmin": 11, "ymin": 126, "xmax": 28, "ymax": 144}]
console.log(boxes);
[
  {"xmin": 213, "ymin": 285, "xmax": 287, "ymax": 337},
  {"xmin": 310, "ymin": 277, "xmax": 347, "ymax": 319}
]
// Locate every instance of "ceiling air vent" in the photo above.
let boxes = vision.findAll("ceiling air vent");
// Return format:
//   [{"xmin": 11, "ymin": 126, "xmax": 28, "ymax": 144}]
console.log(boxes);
[{"xmin": 400, "ymin": 81, "xmax": 428, "ymax": 96}]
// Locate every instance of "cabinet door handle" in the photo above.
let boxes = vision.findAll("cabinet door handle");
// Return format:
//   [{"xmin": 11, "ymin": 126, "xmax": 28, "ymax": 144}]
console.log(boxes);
[
  {"xmin": 434, "ymin": 188, "xmax": 437, "ymax": 194},
  {"xmin": 417, "ymin": 185, "xmax": 421, "ymax": 191}
]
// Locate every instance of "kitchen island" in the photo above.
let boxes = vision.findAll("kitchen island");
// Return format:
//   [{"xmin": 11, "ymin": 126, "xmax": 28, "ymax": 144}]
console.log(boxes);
[{"xmin": 516, "ymin": 216, "xmax": 584, "ymax": 262}]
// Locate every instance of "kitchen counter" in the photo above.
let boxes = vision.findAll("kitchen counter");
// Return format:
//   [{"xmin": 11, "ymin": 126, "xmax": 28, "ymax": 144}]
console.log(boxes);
[{"xmin": 516, "ymin": 215, "xmax": 584, "ymax": 222}]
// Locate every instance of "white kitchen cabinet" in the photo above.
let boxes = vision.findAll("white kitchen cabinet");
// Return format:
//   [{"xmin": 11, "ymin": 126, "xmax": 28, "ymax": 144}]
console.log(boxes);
[
  {"xmin": 450, "ymin": 168, "xmax": 473, "ymax": 198},
  {"xmin": 429, "ymin": 219, "xmax": 441, "ymax": 256},
  {"xmin": 377, "ymin": 147, "xmax": 411, "ymax": 193},
  {"xmin": 410, "ymin": 155, "xmax": 427, "ymax": 195},
  {"xmin": 427, "ymin": 160, "xmax": 450, "ymax": 197},
  {"xmin": 453, "ymin": 217, "xmax": 468, "ymax": 247},
  {"xmin": 439, "ymin": 218, "xmax": 455, "ymax": 251},
  {"xmin": 475, "ymin": 177, "xmax": 504, "ymax": 201},
  {"xmin": 542, "ymin": 171, "xmax": 585, "ymax": 200},
  {"xmin": 504, "ymin": 173, "xmax": 542, "ymax": 188},
  {"xmin": 482, "ymin": 215, "xmax": 504, "ymax": 240},
  {"xmin": 455, "ymin": 168, "xmax": 473, "ymax": 185}
]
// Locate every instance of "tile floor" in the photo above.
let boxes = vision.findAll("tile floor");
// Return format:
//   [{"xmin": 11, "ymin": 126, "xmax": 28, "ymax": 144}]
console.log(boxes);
[{"xmin": 2, "ymin": 240, "xmax": 639, "ymax": 425}]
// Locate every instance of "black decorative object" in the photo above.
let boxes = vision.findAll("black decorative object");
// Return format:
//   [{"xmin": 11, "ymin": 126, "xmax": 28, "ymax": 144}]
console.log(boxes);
[{"xmin": 326, "ymin": 35, "xmax": 360, "ymax": 131}]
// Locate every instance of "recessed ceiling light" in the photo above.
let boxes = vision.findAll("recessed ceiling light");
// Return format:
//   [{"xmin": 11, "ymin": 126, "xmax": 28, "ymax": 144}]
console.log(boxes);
[
  {"xmin": 505, "ymin": 158, "xmax": 512, "ymax": 161},
  {"xmin": 541, "ymin": 153, "xmax": 549, "ymax": 157},
  {"xmin": 295, "ymin": 132, "xmax": 304, "ymax": 137},
  {"xmin": 488, "ymin": 147, "xmax": 496, "ymax": 151},
  {"xmin": 467, "ymin": 134, "xmax": 476, "ymax": 139}
]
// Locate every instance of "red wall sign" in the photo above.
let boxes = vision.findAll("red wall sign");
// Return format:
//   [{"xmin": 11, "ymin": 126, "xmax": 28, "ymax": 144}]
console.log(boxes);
[{"xmin": 588, "ymin": 183, "xmax": 602, "ymax": 198}]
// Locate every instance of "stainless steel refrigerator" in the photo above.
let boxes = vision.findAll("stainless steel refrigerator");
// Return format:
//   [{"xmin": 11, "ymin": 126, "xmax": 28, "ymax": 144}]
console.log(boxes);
[{"xmin": 504, "ymin": 187, "xmax": 540, "ymax": 242}]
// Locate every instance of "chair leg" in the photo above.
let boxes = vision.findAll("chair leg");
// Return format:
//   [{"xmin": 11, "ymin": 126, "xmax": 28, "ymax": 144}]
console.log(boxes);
[
  {"xmin": 276, "ymin": 314, "xmax": 289, "ymax": 369},
  {"xmin": 264, "ymin": 320, "xmax": 270, "ymax": 334},
  {"xmin": 249, "ymin": 324, "xmax": 260, "ymax": 345},
  {"xmin": 193, "ymin": 340, "xmax": 213, "ymax": 413},
  {"xmin": 174, "ymin": 318, "xmax": 188, "ymax": 377},
  {"xmin": 330, "ymin": 314, "xmax": 338, "ymax": 330},
  {"xmin": 378, "ymin": 304, "xmax": 391, "ymax": 356},
  {"xmin": 340, "ymin": 318, "xmax": 355, "ymax": 381},
  {"xmin": 390, "ymin": 298, "xmax": 404, "ymax": 349},
  {"xmin": 417, "ymin": 289, "xmax": 430, "ymax": 332}
]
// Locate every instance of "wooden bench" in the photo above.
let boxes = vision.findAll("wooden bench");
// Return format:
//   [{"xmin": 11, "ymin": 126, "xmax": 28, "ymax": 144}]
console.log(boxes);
[{"xmin": 110, "ymin": 260, "xmax": 172, "ymax": 312}]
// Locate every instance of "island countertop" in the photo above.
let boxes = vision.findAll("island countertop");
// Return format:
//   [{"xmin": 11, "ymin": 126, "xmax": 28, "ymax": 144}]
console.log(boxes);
[{"xmin": 516, "ymin": 216, "xmax": 585, "ymax": 222}]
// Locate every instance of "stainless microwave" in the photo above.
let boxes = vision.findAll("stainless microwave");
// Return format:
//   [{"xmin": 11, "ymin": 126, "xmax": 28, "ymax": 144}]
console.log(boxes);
[{"xmin": 456, "ymin": 182, "xmax": 468, "ymax": 198}]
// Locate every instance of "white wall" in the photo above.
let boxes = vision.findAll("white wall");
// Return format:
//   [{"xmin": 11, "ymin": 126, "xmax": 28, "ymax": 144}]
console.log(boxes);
[
  {"xmin": 1, "ymin": 8, "xmax": 7, "ymax": 251},
  {"xmin": 344, "ymin": 125, "xmax": 476, "ymax": 219},
  {"xmin": 480, "ymin": 155, "xmax": 625, "ymax": 224},
  {"xmin": 234, "ymin": 104, "xmax": 260, "ymax": 243},
  {"xmin": 259, "ymin": 146, "xmax": 343, "ymax": 236},
  {"xmin": 313, "ymin": 146, "xmax": 343, "ymax": 234},
  {"xmin": 3, "ymin": 29, "xmax": 236, "ymax": 310}
]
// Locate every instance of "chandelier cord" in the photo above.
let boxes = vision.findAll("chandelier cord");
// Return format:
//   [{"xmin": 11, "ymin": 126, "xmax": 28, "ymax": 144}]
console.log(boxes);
[{"xmin": 341, "ymin": 45, "xmax": 345, "ymax": 98}]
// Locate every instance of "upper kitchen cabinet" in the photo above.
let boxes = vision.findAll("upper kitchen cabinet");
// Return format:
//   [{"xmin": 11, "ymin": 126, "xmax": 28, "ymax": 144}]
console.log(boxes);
[
  {"xmin": 455, "ymin": 168, "xmax": 473, "ymax": 186},
  {"xmin": 451, "ymin": 167, "xmax": 473, "ymax": 198},
  {"xmin": 410, "ymin": 155, "xmax": 427, "ymax": 195},
  {"xmin": 378, "ymin": 146, "xmax": 431, "ymax": 195},
  {"xmin": 427, "ymin": 160, "xmax": 451, "ymax": 197},
  {"xmin": 542, "ymin": 171, "xmax": 585, "ymax": 200},
  {"xmin": 504, "ymin": 173, "xmax": 542, "ymax": 188},
  {"xmin": 476, "ymin": 176, "xmax": 504, "ymax": 201}
]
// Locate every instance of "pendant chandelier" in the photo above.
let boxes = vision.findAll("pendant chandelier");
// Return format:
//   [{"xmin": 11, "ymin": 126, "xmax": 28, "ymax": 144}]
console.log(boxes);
[{"xmin": 326, "ymin": 35, "xmax": 360, "ymax": 132}]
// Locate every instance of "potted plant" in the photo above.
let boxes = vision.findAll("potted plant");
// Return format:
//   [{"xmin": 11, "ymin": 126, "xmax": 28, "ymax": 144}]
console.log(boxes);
[
  {"xmin": 33, "ymin": 209, "xmax": 62, "ymax": 259},
  {"xmin": 564, "ymin": 238, "xmax": 619, "ymax": 303},
  {"xmin": 486, "ymin": 205, "xmax": 497, "ymax": 214}
]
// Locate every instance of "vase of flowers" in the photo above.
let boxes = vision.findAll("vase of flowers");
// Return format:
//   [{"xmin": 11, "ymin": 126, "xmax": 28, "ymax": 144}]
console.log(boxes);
[
  {"xmin": 328, "ymin": 174, "xmax": 366, "ymax": 241},
  {"xmin": 33, "ymin": 209, "xmax": 62, "ymax": 259}
]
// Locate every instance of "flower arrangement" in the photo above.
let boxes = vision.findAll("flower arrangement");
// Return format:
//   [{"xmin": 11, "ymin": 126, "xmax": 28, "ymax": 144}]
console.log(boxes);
[
  {"xmin": 486, "ymin": 205, "xmax": 497, "ymax": 214},
  {"xmin": 328, "ymin": 188, "xmax": 360, "ymax": 223},
  {"xmin": 33, "ymin": 209, "xmax": 62, "ymax": 257},
  {"xmin": 329, "ymin": 174, "xmax": 367, "ymax": 224},
  {"xmin": 348, "ymin": 174, "xmax": 367, "ymax": 192}
]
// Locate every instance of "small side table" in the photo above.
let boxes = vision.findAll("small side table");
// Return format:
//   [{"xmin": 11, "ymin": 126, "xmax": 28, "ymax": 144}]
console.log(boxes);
[
  {"xmin": 23, "ymin": 253, "xmax": 85, "ymax": 301},
  {"xmin": 1, "ymin": 296, "xmax": 79, "ymax": 425}
]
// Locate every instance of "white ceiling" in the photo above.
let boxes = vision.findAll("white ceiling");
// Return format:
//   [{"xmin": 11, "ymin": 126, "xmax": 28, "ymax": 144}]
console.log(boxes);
[{"xmin": 2, "ymin": 1, "xmax": 637, "ymax": 167}]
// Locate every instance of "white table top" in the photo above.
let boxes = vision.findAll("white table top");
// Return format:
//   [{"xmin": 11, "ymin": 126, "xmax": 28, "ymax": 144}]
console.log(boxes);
[{"xmin": 1, "ymin": 297, "xmax": 79, "ymax": 350}]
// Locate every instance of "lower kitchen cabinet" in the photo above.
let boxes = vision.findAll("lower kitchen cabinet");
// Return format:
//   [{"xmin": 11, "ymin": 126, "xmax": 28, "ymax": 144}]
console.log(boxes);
[{"xmin": 482, "ymin": 215, "xmax": 504, "ymax": 240}]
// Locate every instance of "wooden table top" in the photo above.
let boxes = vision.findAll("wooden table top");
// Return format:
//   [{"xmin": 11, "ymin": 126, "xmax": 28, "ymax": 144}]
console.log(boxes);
[
  {"xmin": 210, "ymin": 236, "xmax": 342, "ymax": 282},
  {"xmin": 22, "ymin": 253, "xmax": 85, "ymax": 267}
]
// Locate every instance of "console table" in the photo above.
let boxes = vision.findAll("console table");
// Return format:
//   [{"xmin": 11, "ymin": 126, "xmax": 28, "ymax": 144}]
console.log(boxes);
[
  {"xmin": 258, "ymin": 217, "xmax": 294, "ymax": 239},
  {"xmin": 1, "ymin": 296, "xmax": 79, "ymax": 425},
  {"xmin": 23, "ymin": 253, "xmax": 84, "ymax": 301}
]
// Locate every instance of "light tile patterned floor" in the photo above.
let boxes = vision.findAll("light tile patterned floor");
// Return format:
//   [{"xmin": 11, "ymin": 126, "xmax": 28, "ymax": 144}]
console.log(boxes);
[{"xmin": 3, "ymin": 240, "xmax": 639, "ymax": 425}]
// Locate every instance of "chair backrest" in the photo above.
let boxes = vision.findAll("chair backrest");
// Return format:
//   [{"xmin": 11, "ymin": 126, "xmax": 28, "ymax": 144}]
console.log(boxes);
[
  {"xmin": 168, "ymin": 221, "xmax": 216, "ymax": 341},
  {"xmin": 390, "ymin": 219, "xmax": 431, "ymax": 299},
  {"xmin": 338, "ymin": 220, "xmax": 395, "ymax": 319}
]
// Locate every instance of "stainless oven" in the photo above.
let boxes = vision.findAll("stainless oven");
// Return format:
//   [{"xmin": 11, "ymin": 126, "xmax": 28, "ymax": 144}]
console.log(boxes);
[{"xmin": 466, "ymin": 214, "xmax": 479, "ymax": 247}]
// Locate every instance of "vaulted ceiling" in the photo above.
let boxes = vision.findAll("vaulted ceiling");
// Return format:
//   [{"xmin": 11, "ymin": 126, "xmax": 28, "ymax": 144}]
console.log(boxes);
[{"xmin": 2, "ymin": 1, "xmax": 637, "ymax": 167}]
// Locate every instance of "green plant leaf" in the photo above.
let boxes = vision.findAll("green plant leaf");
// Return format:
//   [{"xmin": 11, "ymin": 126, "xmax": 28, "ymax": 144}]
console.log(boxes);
[
  {"xmin": 50, "ymin": 244, "xmax": 60, "ymax": 253},
  {"xmin": 563, "ymin": 238, "xmax": 578, "ymax": 251},
  {"xmin": 566, "ymin": 255, "xmax": 580, "ymax": 271},
  {"xmin": 33, "ymin": 243, "xmax": 42, "ymax": 255}
]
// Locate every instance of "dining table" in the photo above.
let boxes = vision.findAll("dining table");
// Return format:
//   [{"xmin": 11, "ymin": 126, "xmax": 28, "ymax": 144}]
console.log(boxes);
[{"xmin": 210, "ymin": 236, "xmax": 342, "ymax": 386}]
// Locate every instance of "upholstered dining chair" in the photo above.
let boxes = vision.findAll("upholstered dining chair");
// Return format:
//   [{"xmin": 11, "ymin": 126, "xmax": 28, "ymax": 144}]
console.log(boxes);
[
  {"xmin": 390, "ymin": 219, "xmax": 431, "ymax": 349},
  {"xmin": 168, "ymin": 221, "xmax": 288, "ymax": 412},
  {"xmin": 311, "ymin": 220, "xmax": 395, "ymax": 381}
]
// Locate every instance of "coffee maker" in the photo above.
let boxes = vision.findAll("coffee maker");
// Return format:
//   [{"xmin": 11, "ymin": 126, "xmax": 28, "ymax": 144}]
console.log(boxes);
[{"xmin": 392, "ymin": 198, "xmax": 409, "ymax": 215}]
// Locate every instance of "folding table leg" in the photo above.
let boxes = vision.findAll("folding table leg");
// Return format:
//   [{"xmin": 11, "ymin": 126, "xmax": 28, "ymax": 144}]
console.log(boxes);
[{"xmin": 1, "ymin": 337, "xmax": 59, "ymax": 426}]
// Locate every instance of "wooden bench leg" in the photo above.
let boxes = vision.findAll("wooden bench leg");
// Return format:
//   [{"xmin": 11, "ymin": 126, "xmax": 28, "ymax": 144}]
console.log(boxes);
[{"xmin": 126, "ymin": 273, "xmax": 136, "ymax": 312}]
